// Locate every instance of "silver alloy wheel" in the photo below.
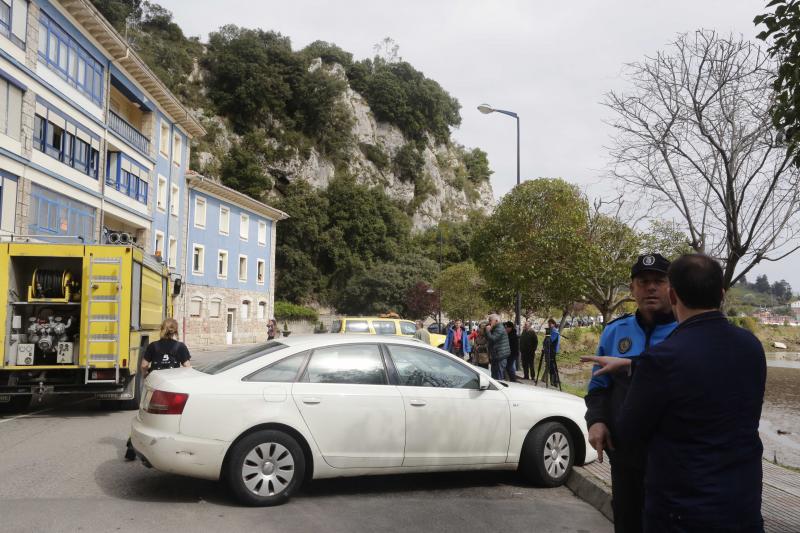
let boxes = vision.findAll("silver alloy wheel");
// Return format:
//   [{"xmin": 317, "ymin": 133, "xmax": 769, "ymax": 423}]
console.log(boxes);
[
  {"xmin": 241, "ymin": 442, "xmax": 295, "ymax": 496},
  {"xmin": 543, "ymin": 431, "xmax": 570, "ymax": 478}
]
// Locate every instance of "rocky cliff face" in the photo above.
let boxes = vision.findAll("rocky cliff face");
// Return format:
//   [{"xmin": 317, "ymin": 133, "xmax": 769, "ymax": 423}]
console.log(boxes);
[{"xmin": 194, "ymin": 60, "xmax": 494, "ymax": 229}]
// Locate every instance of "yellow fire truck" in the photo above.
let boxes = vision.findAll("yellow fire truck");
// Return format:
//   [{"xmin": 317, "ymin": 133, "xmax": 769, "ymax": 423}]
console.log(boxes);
[{"xmin": 0, "ymin": 242, "xmax": 173, "ymax": 412}]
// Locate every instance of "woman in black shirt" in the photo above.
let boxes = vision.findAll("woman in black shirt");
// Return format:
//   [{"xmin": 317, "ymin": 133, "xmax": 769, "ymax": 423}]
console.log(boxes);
[{"xmin": 141, "ymin": 318, "xmax": 191, "ymax": 374}]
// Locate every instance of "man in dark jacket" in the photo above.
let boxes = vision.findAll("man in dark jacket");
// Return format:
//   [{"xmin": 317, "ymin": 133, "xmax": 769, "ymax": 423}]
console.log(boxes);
[
  {"xmin": 485, "ymin": 313, "xmax": 510, "ymax": 380},
  {"xmin": 581, "ymin": 253, "xmax": 677, "ymax": 533},
  {"xmin": 504, "ymin": 321, "xmax": 520, "ymax": 382},
  {"xmin": 587, "ymin": 254, "xmax": 765, "ymax": 532},
  {"xmin": 519, "ymin": 321, "xmax": 538, "ymax": 380}
]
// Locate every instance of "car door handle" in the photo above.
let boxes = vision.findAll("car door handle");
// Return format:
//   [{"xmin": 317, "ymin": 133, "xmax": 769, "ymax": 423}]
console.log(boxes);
[
  {"xmin": 301, "ymin": 397, "xmax": 321, "ymax": 405},
  {"xmin": 409, "ymin": 399, "xmax": 426, "ymax": 407}
]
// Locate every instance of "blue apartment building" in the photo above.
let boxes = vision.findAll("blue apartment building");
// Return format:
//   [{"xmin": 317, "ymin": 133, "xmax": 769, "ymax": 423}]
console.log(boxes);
[{"xmin": 0, "ymin": 0, "xmax": 286, "ymax": 346}]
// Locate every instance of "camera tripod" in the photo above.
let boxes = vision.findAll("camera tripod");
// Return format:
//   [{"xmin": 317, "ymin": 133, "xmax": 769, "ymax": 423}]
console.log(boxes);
[{"xmin": 534, "ymin": 333, "xmax": 561, "ymax": 390}]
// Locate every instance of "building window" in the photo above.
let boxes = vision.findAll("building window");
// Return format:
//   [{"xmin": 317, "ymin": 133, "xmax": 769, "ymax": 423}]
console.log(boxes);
[
  {"xmin": 38, "ymin": 14, "xmax": 104, "ymax": 106},
  {"xmin": 217, "ymin": 250, "xmax": 228, "ymax": 279},
  {"xmin": 257, "ymin": 301, "xmax": 266, "ymax": 320},
  {"xmin": 258, "ymin": 220, "xmax": 267, "ymax": 246},
  {"xmin": 33, "ymin": 110, "xmax": 100, "ymax": 180},
  {"xmin": 238, "ymin": 255, "xmax": 247, "ymax": 282},
  {"xmin": 28, "ymin": 184, "xmax": 95, "ymax": 242},
  {"xmin": 240, "ymin": 213, "xmax": 249, "ymax": 241},
  {"xmin": 172, "ymin": 132, "xmax": 181, "ymax": 166},
  {"xmin": 257, "ymin": 259, "xmax": 265, "ymax": 285},
  {"xmin": 168, "ymin": 236, "xmax": 177, "ymax": 268},
  {"xmin": 0, "ymin": 78, "xmax": 23, "ymax": 141},
  {"xmin": 241, "ymin": 300, "xmax": 250, "ymax": 320},
  {"xmin": 170, "ymin": 184, "xmax": 179, "ymax": 217},
  {"xmin": 219, "ymin": 205, "xmax": 229, "ymax": 235},
  {"xmin": 154, "ymin": 231, "xmax": 164, "ymax": 259},
  {"xmin": 105, "ymin": 152, "xmax": 148, "ymax": 204},
  {"xmin": 156, "ymin": 175, "xmax": 167, "ymax": 211},
  {"xmin": 0, "ymin": 0, "xmax": 27, "ymax": 48},
  {"xmin": 209, "ymin": 298, "xmax": 221, "ymax": 318},
  {"xmin": 159, "ymin": 120, "xmax": 169, "ymax": 156},
  {"xmin": 192, "ymin": 244, "xmax": 204, "ymax": 274},
  {"xmin": 194, "ymin": 196, "xmax": 206, "ymax": 228},
  {"xmin": 189, "ymin": 297, "xmax": 203, "ymax": 317}
]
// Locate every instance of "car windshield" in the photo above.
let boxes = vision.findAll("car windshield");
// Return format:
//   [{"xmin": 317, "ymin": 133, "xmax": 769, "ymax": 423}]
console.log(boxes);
[{"xmin": 196, "ymin": 342, "xmax": 288, "ymax": 375}]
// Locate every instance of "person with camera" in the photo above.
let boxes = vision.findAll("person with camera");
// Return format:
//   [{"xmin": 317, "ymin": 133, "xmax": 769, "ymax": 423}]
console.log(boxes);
[{"xmin": 581, "ymin": 254, "xmax": 677, "ymax": 533}]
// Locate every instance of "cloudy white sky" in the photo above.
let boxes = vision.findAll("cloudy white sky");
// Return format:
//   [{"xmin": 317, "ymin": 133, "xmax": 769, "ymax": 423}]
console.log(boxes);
[{"xmin": 161, "ymin": 0, "xmax": 799, "ymax": 292}]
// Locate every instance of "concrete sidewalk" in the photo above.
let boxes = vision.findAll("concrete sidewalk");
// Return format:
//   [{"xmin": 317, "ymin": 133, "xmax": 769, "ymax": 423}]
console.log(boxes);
[{"xmin": 566, "ymin": 459, "xmax": 800, "ymax": 532}]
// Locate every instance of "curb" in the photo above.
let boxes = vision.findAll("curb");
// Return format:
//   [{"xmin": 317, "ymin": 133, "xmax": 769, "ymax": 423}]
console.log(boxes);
[{"xmin": 566, "ymin": 465, "xmax": 614, "ymax": 522}]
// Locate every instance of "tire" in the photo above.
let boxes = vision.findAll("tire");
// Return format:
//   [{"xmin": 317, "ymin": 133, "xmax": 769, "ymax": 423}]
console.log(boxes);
[
  {"xmin": 0, "ymin": 394, "xmax": 31, "ymax": 414},
  {"xmin": 519, "ymin": 421, "xmax": 574, "ymax": 487},
  {"xmin": 226, "ymin": 430, "xmax": 305, "ymax": 506}
]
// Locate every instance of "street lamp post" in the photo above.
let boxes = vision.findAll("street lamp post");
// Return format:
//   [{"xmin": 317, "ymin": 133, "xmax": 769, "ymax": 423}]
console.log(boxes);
[{"xmin": 478, "ymin": 103, "xmax": 522, "ymax": 334}]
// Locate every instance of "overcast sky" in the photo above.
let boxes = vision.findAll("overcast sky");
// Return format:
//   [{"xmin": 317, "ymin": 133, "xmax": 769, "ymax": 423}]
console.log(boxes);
[{"xmin": 160, "ymin": 0, "xmax": 799, "ymax": 293}]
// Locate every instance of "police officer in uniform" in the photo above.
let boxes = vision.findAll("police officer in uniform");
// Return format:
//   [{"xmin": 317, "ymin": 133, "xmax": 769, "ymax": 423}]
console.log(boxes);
[{"xmin": 582, "ymin": 253, "xmax": 677, "ymax": 533}]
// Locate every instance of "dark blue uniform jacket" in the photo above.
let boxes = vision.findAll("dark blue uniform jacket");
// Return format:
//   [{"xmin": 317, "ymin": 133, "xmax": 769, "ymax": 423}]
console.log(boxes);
[
  {"xmin": 585, "ymin": 311, "xmax": 677, "ymax": 465},
  {"xmin": 616, "ymin": 311, "xmax": 765, "ymax": 529}
]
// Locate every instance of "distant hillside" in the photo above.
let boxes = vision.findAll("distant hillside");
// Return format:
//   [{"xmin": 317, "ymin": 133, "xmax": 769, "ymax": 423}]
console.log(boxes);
[{"xmin": 90, "ymin": 1, "xmax": 495, "ymax": 228}]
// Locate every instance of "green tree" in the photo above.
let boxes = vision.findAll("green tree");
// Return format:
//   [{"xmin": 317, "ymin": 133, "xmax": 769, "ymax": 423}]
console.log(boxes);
[
  {"xmin": 274, "ymin": 180, "xmax": 330, "ymax": 303},
  {"xmin": 756, "ymin": 1, "xmax": 800, "ymax": 164},
  {"xmin": 461, "ymin": 148, "xmax": 493, "ymax": 184},
  {"xmin": 583, "ymin": 213, "xmax": 640, "ymax": 324},
  {"xmin": 332, "ymin": 253, "xmax": 437, "ymax": 315},
  {"xmin": 434, "ymin": 262, "xmax": 489, "ymax": 321},
  {"xmin": 638, "ymin": 220, "xmax": 694, "ymax": 259},
  {"xmin": 471, "ymin": 178, "xmax": 590, "ymax": 317},
  {"xmin": 219, "ymin": 131, "xmax": 274, "ymax": 199},
  {"xmin": 755, "ymin": 274, "xmax": 771, "ymax": 293}
]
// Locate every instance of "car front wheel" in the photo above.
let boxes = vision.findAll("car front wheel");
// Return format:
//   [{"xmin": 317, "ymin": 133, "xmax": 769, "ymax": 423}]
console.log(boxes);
[
  {"xmin": 519, "ymin": 421, "xmax": 574, "ymax": 487},
  {"xmin": 226, "ymin": 430, "xmax": 306, "ymax": 506}
]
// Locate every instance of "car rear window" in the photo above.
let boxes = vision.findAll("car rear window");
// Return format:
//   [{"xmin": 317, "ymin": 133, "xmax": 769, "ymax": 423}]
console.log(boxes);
[
  {"xmin": 399, "ymin": 321, "xmax": 416, "ymax": 335},
  {"xmin": 196, "ymin": 342, "xmax": 287, "ymax": 375},
  {"xmin": 345, "ymin": 320, "xmax": 369, "ymax": 333},
  {"xmin": 373, "ymin": 320, "xmax": 397, "ymax": 335}
]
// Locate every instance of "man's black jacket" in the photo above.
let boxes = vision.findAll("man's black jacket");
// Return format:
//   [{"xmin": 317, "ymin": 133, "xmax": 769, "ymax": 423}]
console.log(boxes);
[{"xmin": 616, "ymin": 311, "xmax": 765, "ymax": 529}]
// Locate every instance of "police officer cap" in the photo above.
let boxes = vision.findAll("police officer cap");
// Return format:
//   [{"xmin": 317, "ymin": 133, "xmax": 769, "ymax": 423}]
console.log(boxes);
[{"xmin": 631, "ymin": 253, "xmax": 670, "ymax": 278}]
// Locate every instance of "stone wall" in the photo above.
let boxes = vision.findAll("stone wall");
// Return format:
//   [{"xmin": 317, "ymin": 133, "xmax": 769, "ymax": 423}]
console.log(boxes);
[{"xmin": 182, "ymin": 283, "xmax": 270, "ymax": 347}]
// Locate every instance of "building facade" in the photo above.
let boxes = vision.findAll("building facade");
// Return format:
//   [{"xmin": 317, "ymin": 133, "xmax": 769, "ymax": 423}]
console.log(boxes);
[
  {"xmin": 182, "ymin": 173, "xmax": 287, "ymax": 346},
  {"xmin": 0, "ymin": 0, "xmax": 286, "ymax": 348}
]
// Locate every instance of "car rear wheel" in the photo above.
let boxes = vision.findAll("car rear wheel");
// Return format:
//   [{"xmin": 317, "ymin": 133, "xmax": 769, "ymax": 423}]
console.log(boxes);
[
  {"xmin": 519, "ymin": 421, "xmax": 574, "ymax": 487},
  {"xmin": 226, "ymin": 430, "xmax": 305, "ymax": 506}
]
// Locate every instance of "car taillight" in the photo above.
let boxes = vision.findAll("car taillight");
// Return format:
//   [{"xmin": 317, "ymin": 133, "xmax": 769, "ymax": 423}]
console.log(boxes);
[{"xmin": 146, "ymin": 390, "xmax": 189, "ymax": 415}]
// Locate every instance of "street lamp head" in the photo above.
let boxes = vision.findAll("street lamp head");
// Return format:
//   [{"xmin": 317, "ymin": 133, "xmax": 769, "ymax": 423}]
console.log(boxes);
[
  {"xmin": 426, "ymin": 288, "xmax": 435, "ymax": 294},
  {"xmin": 477, "ymin": 103, "xmax": 494, "ymax": 114}
]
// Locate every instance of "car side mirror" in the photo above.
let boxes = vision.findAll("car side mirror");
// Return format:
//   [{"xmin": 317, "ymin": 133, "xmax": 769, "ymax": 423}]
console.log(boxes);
[{"xmin": 479, "ymin": 373, "xmax": 490, "ymax": 391}]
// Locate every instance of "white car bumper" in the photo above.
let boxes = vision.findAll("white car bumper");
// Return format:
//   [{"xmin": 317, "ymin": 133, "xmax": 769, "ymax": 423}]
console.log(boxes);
[{"xmin": 130, "ymin": 417, "xmax": 229, "ymax": 480}]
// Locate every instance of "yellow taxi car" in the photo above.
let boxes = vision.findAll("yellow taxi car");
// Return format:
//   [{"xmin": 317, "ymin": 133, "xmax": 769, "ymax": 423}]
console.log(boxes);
[{"xmin": 330, "ymin": 317, "xmax": 447, "ymax": 348}]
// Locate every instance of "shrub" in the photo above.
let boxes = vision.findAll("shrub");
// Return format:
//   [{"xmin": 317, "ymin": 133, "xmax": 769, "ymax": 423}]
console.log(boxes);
[
  {"xmin": 394, "ymin": 144, "xmax": 424, "ymax": 183},
  {"xmin": 273, "ymin": 301, "xmax": 319, "ymax": 322},
  {"xmin": 729, "ymin": 316, "xmax": 759, "ymax": 333},
  {"xmin": 359, "ymin": 143, "xmax": 390, "ymax": 171}
]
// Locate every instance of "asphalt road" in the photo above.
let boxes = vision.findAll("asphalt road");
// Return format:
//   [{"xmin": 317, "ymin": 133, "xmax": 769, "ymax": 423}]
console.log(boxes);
[{"xmin": 0, "ymin": 347, "xmax": 612, "ymax": 533}]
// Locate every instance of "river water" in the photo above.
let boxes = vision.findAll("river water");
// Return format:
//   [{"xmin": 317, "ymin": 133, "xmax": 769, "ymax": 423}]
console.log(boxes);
[
  {"xmin": 562, "ymin": 353, "xmax": 800, "ymax": 468},
  {"xmin": 762, "ymin": 354, "xmax": 800, "ymax": 468}
]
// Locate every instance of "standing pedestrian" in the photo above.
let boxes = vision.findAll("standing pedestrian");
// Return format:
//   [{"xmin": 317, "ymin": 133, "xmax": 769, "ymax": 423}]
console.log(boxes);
[
  {"xmin": 519, "ymin": 321, "xmax": 538, "ymax": 380},
  {"xmin": 125, "ymin": 317, "xmax": 191, "ymax": 460},
  {"xmin": 503, "ymin": 321, "xmax": 519, "ymax": 382},
  {"xmin": 413, "ymin": 320, "xmax": 431, "ymax": 344},
  {"xmin": 580, "ymin": 253, "xmax": 677, "ymax": 533},
  {"xmin": 485, "ymin": 314, "xmax": 510, "ymax": 380},
  {"xmin": 546, "ymin": 318, "xmax": 561, "ymax": 355},
  {"xmin": 267, "ymin": 318, "xmax": 277, "ymax": 340},
  {"xmin": 587, "ymin": 254, "xmax": 765, "ymax": 533},
  {"xmin": 469, "ymin": 324, "xmax": 490, "ymax": 369},
  {"xmin": 444, "ymin": 319, "xmax": 471, "ymax": 360}
]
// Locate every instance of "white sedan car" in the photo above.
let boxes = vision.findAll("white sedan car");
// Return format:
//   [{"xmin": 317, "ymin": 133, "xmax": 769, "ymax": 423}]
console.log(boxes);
[{"xmin": 130, "ymin": 335, "xmax": 596, "ymax": 506}]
